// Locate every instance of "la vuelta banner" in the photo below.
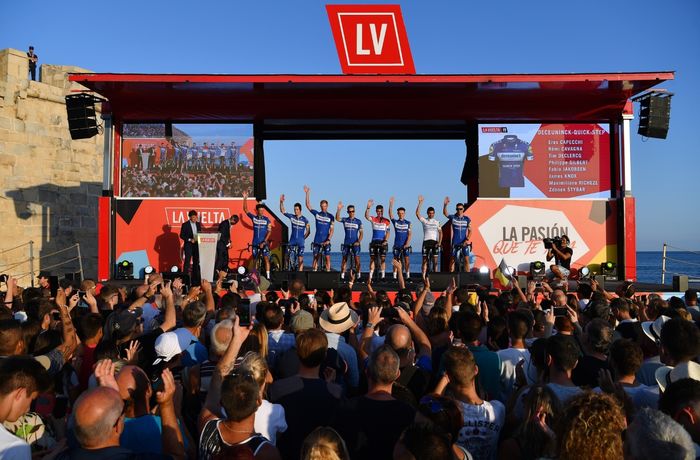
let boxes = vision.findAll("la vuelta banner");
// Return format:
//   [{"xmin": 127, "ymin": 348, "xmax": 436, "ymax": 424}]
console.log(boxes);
[
  {"xmin": 114, "ymin": 199, "xmax": 284, "ymax": 276},
  {"xmin": 478, "ymin": 123, "xmax": 611, "ymax": 199},
  {"xmin": 467, "ymin": 199, "xmax": 618, "ymax": 272}
]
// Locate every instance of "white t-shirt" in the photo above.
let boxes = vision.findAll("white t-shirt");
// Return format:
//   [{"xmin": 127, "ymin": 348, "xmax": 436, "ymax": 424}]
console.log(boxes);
[
  {"xmin": 254, "ymin": 399, "xmax": 287, "ymax": 445},
  {"xmin": 0, "ymin": 424, "xmax": 30, "ymax": 460},
  {"xmin": 455, "ymin": 399, "xmax": 505, "ymax": 460},
  {"xmin": 497, "ymin": 347, "xmax": 533, "ymax": 402},
  {"xmin": 419, "ymin": 216, "xmax": 441, "ymax": 242}
]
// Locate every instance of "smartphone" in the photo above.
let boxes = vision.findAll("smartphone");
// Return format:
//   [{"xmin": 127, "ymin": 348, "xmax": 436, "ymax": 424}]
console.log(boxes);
[
  {"xmin": 237, "ymin": 299, "xmax": 251, "ymax": 326},
  {"xmin": 467, "ymin": 291, "xmax": 478, "ymax": 306},
  {"xmin": 281, "ymin": 280, "xmax": 289, "ymax": 291},
  {"xmin": 554, "ymin": 307, "xmax": 568, "ymax": 317},
  {"xmin": 308, "ymin": 294, "xmax": 315, "ymax": 303},
  {"xmin": 49, "ymin": 275, "xmax": 59, "ymax": 298},
  {"xmin": 77, "ymin": 290, "xmax": 86, "ymax": 298}
]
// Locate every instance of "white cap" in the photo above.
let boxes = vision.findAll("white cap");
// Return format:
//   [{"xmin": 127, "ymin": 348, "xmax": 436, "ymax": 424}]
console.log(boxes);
[{"xmin": 153, "ymin": 332, "xmax": 183, "ymax": 365}]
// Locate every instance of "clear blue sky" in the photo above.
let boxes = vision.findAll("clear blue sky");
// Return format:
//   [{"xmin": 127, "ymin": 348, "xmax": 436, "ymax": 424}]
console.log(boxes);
[{"xmin": 2, "ymin": 0, "xmax": 698, "ymax": 250}]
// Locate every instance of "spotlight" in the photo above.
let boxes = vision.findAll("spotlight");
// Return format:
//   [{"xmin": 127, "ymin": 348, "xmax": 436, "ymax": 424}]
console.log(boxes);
[
  {"xmin": 237, "ymin": 266, "xmax": 247, "ymax": 275},
  {"xmin": 115, "ymin": 260, "xmax": 134, "ymax": 280},
  {"xmin": 144, "ymin": 265, "xmax": 154, "ymax": 276},
  {"xmin": 530, "ymin": 261, "xmax": 546, "ymax": 279},
  {"xmin": 579, "ymin": 266, "xmax": 591, "ymax": 280},
  {"xmin": 170, "ymin": 266, "xmax": 180, "ymax": 273},
  {"xmin": 479, "ymin": 266, "xmax": 489, "ymax": 274},
  {"xmin": 601, "ymin": 261, "xmax": 617, "ymax": 281}
]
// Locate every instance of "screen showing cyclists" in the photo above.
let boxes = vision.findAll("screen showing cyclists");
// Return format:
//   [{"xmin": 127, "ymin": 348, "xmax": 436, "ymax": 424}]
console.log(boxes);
[
  {"xmin": 443, "ymin": 196, "xmax": 472, "ymax": 273},
  {"xmin": 388, "ymin": 197, "xmax": 412, "ymax": 279},
  {"xmin": 365, "ymin": 200, "xmax": 391, "ymax": 280},
  {"xmin": 416, "ymin": 195, "xmax": 442, "ymax": 277},
  {"xmin": 304, "ymin": 185, "xmax": 334, "ymax": 271},
  {"xmin": 242, "ymin": 191, "xmax": 272, "ymax": 278},
  {"xmin": 335, "ymin": 202, "xmax": 363, "ymax": 280},
  {"xmin": 279, "ymin": 194, "xmax": 310, "ymax": 271}
]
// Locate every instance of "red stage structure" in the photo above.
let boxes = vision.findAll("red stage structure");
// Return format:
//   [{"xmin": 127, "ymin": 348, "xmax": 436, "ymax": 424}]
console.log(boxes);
[{"xmin": 70, "ymin": 72, "xmax": 673, "ymax": 284}]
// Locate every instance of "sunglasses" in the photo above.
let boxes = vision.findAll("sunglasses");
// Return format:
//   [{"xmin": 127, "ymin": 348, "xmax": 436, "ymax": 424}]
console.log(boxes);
[{"xmin": 456, "ymin": 208, "xmax": 464, "ymax": 211}]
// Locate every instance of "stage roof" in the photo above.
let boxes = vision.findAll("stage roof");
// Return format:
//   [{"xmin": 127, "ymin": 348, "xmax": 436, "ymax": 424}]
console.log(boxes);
[{"xmin": 70, "ymin": 72, "xmax": 673, "ymax": 138}]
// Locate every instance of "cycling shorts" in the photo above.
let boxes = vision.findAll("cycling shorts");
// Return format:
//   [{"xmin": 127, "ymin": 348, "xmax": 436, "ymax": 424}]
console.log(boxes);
[
  {"xmin": 451, "ymin": 243, "xmax": 472, "ymax": 258},
  {"xmin": 312, "ymin": 242, "xmax": 331, "ymax": 256},
  {"xmin": 287, "ymin": 243, "xmax": 304, "ymax": 257},
  {"xmin": 393, "ymin": 245, "xmax": 412, "ymax": 258},
  {"xmin": 252, "ymin": 242, "xmax": 270, "ymax": 258},
  {"xmin": 422, "ymin": 240, "xmax": 439, "ymax": 255},
  {"xmin": 342, "ymin": 244, "xmax": 360, "ymax": 257},
  {"xmin": 369, "ymin": 240, "xmax": 388, "ymax": 256}
]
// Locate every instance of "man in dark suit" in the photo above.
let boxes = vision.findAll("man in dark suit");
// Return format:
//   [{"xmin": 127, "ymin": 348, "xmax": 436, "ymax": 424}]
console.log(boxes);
[
  {"xmin": 180, "ymin": 210, "xmax": 202, "ymax": 276},
  {"xmin": 215, "ymin": 214, "xmax": 239, "ymax": 273}
]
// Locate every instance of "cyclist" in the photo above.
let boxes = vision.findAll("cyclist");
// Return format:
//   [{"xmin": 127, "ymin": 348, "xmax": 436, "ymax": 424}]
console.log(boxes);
[
  {"xmin": 335, "ymin": 202, "xmax": 363, "ymax": 280},
  {"xmin": 365, "ymin": 199, "xmax": 391, "ymax": 280},
  {"xmin": 416, "ymin": 195, "xmax": 442, "ymax": 277},
  {"xmin": 242, "ymin": 191, "xmax": 272, "ymax": 278},
  {"xmin": 280, "ymin": 194, "xmax": 310, "ymax": 271},
  {"xmin": 388, "ymin": 197, "xmax": 412, "ymax": 279},
  {"xmin": 442, "ymin": 197, "xmax": 472, "ymax": 273},
  {"xmin": 304, "ymin": 185, "xmax": 334, "ymax": 271}
]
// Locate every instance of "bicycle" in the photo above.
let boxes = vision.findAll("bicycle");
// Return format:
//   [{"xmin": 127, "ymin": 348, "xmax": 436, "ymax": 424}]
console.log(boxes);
[
  {"xmin": 341, "ymin": 243, "xmax": 361, "ymax": 279},
  {"xmin": 281, "ymin": 243, "xmax": 302, "ymax": 271},
  {"xmin": 369, "ymin": 241, "xmax": 388, "ymax": 282},
  {"xmin": 453, "ymin": 242, "xmax": 473, "ymax": 273},
  {"xmin": 422, "ymin": 242, "xmax": 441, "ymax": 275},
  {"xmin": 246, "ymin": 242, "xmax": 281, "ymax": 275}
]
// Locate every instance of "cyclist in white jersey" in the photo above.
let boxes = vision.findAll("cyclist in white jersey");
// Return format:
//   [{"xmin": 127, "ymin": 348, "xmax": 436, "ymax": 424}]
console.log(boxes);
[{"xmin": 416, "ymin": 195, "xmax": 442, "ymax": 278}]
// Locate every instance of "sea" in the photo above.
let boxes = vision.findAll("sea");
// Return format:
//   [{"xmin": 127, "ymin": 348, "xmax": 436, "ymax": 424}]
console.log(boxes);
[{"xmin": 300, "ymin": 251, "xmax": 700, "ymax": 285}]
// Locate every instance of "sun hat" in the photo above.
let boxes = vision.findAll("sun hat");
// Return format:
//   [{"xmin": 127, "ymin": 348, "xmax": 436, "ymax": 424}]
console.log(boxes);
[
  {"xmin": 655, "ymin": 361, "xmax": 700, "ymax": 392},
  {"xmin": 319, "ymin": 302, "xmax": 358, "ymax": 334},
  {"xmin": 641, "ymin": 315, "xmax": 671, "ymax": 343}
]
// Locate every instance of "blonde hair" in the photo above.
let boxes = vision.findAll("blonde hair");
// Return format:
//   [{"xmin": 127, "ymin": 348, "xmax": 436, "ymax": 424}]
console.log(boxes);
[
  {"xmin": 238, "ymin": 352, "xmax": 268, "ymax": 389},
  {"xmin": 301, "ymin": 427, "xmax": 350, "ymax": 460}
]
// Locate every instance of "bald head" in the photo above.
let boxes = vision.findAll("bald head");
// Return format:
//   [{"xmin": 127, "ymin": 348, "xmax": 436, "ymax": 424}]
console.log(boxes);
[
  {"xmin": 73, "ymin": 387, "xmax": 124, "ymax": 448},
  {"xmin": 116, "ymin": 365, "xmax": 151, "ymax": 407},
  {"xmin": 386, "ymin": 324, "xmax": 412, "ymax": 350},
  {"xmin": 211, "ymin": 319, "xmax": 233, "ymax": 356}
]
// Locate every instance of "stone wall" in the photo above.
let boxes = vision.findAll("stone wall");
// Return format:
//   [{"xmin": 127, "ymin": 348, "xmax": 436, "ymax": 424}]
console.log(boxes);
[{"xmin": 0, "ymin": 48, "xmax": 103, "ymax": 284}]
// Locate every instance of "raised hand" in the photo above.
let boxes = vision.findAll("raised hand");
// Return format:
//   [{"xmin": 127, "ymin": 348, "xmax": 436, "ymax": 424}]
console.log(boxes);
[
  {"xmin": 280, "ymin": 194, "xmax": 285, "ymax": 202},
  {"xmin": 367, "ymin": 199, "xmax": 374, "ymax": 209},
  {"xmin": 443, "ymin": 196, "xmax": 450, "ymax": 206},
  {"xmin": 418, "ymin": 195, "xmax": 424, "ymax": 203},
  {"xmin": 242, "ymin": 190, "xmax": 248, "ymax": 199},
  {"xmin": 392, "ymin": 259, "xmax": 403, "ymax": 270},
  {"xmin": 155, "ymin": 368, "xmax": 176, "ymax": 406},
  {"xmin": 337, "ymin": 201, "xmax": 343, "ymax": 211},
  {"xmin": 367, "ymin": 306, "xmax": 383, "ymax": 327},
  {"xmin": 94, "ymin": 359, "xmax": 120, "ymax": 392},
  {"xmin": 124, "ymin": 340, "xmax": 141, "ymax": 363},
  {"xmin": 303, "ymin": 185, "xmax": 310, "ymax": 194},
  {"xmin": 389, "ymin": 196, "xmax": 395, "ymax": 205}
]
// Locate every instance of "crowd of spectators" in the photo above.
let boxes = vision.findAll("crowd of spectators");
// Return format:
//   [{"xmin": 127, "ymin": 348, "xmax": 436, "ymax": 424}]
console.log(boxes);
[
  {"xmin": 121, "ymin": 167, "xmax": 253, "ymax": 198},
  {"xmin": 1, "ymin": 267, "xmax": 700, "ymax": 459}
]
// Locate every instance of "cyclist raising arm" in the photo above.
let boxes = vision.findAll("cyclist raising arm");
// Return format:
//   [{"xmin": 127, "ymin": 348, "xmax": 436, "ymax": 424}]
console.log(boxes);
[
  {"xmin": 304, "ymin": 185, "xmax": 334, "ymax": 271},
  {"xmin": 365, "ymin": 199, "xmax": 391, "ymax": 280},
  {"xmin": 243, "ymin": 191, "xmax": 272, "ymax": 278},
  {"xmin": 389, "ymin": 197, "xmax": 412, "ymax": 279},
  {"xmin": 416, "ymin": 195, "xmax": 442, "ymax": 278},
  {"xmin": 336, "ymin": 202, "xmax": 363, "ymax": 280},
  {"xmin": 280, "ymin": 194, "xmax": 310, "ymax": 271},
  {"xmin": 443, "ymin": 196, "xmax": 472, "ymax": 273}
]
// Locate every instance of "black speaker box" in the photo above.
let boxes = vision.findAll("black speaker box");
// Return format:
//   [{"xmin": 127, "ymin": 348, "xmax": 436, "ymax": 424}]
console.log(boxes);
[
  {"xmin": 306, "ymin": 272, "xmax": 340, "ymax": 290},
  {"xmin": 270, "ymin": 271, "xmax": 307, "ymax": 289},
  {"xmin": 673, "ymin": 275, "xmax": 689, "ymax": 292},
  {"xmin": 638, "ymin": 95, "xmax": 671, "ymax": 139},
  {"xmin": 428, "ymin": 273, "xmax": 457, "ymax": 291},
  {"xmin": 459, "ymin": 271, "xmax": 492, "ymax": 289},
  {"xmin": 65, "ymin": 94, "xmax": 100, "ymax": 140}
]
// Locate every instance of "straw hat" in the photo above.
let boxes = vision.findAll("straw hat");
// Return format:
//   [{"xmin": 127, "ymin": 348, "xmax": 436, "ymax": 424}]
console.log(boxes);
[
  {"xmin": 655, "ymin": 361, "xmax": 700, "ymax": 392},
  {"xmin": 319, "ymin": 302, "xmax": 358, "ymax": 334}
]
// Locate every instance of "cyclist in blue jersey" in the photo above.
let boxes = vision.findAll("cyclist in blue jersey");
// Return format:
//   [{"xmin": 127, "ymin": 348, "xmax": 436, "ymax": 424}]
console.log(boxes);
[
  {"xmin": 388, "ymin": 197, "xmax": 412, "ymax": 279},
  {"xmin": 443, "ymin": 196, "xmax": 473, "ymax": 273},
  {"xmin": 335, "ymin": 202, "xmax": 363, "ymax": 280},
  {"xmin": 242, "ymin": 191, "xmax": 272, "ymax": 279},
  {"xmin": 304, "ymin": 185, "xmax": 334, "ymax": 271},
  {"xmin": 279, "ymin": 194, "xmax": 310, "ymax": 271},
  {"xmin": 365, "ymin": 199, "xmax": 391, "ymax": 280}
]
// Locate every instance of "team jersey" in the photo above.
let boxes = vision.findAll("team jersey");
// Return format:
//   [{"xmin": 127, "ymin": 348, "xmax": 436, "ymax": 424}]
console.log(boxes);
[
  {"xmin": 340, "ymin": 217, "xmax": 362, "ymax": 245},
  {"xmin": 310, "ymin": 210, "xmax": 333, "ymax": 244},
  {"xmin": 419, "ymin": 217, "xmax": 441, "ymax": 241},
  {"xmin": 447, "ymin": 214, "xmax": 471, "ymax": 245},
  {"xmin": 283, "ymin": 213, "xmax": 308, "ymax": 246},
  {"xmin": 246, "ymin": 212, "xmax": 271, "ymax": 245},
  {"xmin": 391, "ymin": 218, "xmax": 411, "ymax": 247},
  {"xmin": 219, "ymin": 147, "xmax": 226, "ymax": 157},
  {"xmin": 488, "ymin": 135, "xmax": 534, "ymax": 188},
  {"xmin": 369, "ymin": 217, "xmax": 390, "ymax": 242}
]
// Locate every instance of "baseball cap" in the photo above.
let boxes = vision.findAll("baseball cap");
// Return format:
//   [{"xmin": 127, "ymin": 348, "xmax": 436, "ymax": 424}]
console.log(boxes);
[
  {"xmin": 290, "ymin": 310, "xmax": 314, "ymax": 333},
  {"xmin": 109, "ymin": 308, "xmax": 143, "ymax": 339},
  {"xmin": 153, "ymin": 332, "xmax": 183, "ymax": 366}
]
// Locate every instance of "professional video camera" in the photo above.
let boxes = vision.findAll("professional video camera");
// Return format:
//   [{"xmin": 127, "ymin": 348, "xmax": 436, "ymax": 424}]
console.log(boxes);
[{"xmin": 543, "ymin": 236, "xmax": 563, "ymax": 250}]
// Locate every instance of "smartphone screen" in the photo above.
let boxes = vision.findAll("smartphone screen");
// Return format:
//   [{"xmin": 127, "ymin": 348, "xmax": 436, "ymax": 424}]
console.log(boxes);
[
  {"xmin": 49, "ymin": 275, "xmax": 59, "ymax": 298},
  {"xmin": 554, "ymin": 307, "xmax": 568, "ymax": 317},
  {"xmin": 281, "ymin": 280, "xmax": 289, "ymax": 291},
  {"xmin": 237, "ymin": 299, "xmax": 251, "ymax": 326}
]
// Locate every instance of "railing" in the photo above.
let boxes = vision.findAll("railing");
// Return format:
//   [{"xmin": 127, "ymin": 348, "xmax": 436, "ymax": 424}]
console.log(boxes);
[
  {"xmin": 0, "ymin": 242, "xmax": 83, "ymax": 285},
  {"xmin": 661, "ymin": 243, "xmax": 700, "ymax": 285}
]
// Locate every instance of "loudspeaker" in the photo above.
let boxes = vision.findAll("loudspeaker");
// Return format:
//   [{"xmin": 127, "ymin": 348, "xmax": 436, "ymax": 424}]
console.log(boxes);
[
  {"xmin": 459, "ymin": 271, "xmax": 492, "ymax": 289},
  {"xmin": 673, "ymin": 275, "xmax": 689, "ymax": 292},
  {"xmin": 65, "ymin": 94, "xmax": 100, "ymax": 140},
  {"xmin": 306, "ymin": 272, "xmax": 340, "ymax": 290},
  {"xmin": 271, "ymin": 271, "xmax": 307, "ymax": 289},
  {"xmin": 428, "ymin": 273, "xmax": 457, "ymax": 291},
  {"xmin": 594, "ymin": 275, "xmax": 606, "ymax": 290},
  {"xmin": 638, "ymin": 94, "xmax": 671, "ymax": 139}
]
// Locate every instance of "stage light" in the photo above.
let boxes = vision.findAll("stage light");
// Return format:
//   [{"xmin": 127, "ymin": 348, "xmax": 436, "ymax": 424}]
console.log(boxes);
[
  {"xmin": 115, "ymin": 260, "xmax": 134, "ymax": 280},
  {"xmin": 237, "ymin": 266, "xmax": 247, "ymax": 275},
  {"xmin": 530, "ymin": 261, "xmax": 546, "ymax": 279},
  {"xmin": 579, "ymin": 266, "xmax": 591, "ymax": 279},
  {"xmin": 479, "ymin": 266, "xmax": 489, "ymax": 274},
  {"xmin": 601, "ymin": 261, "xmax": 617, "ymax": 281},
  {"xmin": 170, "ymin": 266, "xmax": 180, "ymax": 273},
  {"xmin": 144, "ymin": 265, "xmax": 154, "ymax": 275}
]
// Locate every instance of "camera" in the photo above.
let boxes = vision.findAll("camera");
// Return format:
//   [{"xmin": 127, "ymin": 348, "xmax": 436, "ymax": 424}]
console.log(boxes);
[{"xmin": 543, "ymin": 236, "xmax": 563, "ymax": 250}]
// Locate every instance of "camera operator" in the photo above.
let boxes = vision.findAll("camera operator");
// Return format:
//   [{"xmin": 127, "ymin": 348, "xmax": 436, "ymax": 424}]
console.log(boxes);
[{"xmin": 546, "ymin": 234, "xmax": 573, "ymax": 281}]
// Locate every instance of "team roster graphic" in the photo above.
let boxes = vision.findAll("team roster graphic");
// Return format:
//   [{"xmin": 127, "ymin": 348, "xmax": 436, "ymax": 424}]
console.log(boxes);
[
  {"xmin": 121, "ymin": 123, "xmax": 254, "ymax": 198},
  {"xmin": 478, "ymin": 123, "xmax": 611, "ymax": 199}
]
